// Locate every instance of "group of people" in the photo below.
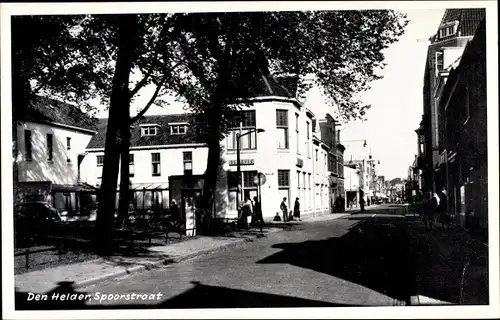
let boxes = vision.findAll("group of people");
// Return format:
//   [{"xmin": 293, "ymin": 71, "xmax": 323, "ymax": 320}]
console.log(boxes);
[
  {"xmin": 239, "ymin": 196, "xmax": 264, "ymax": 231},
  {"xmin": 420, "ymin": 188, "xmax": 451, "ymax": 231},
  {"xmin": 272, "ymin": 197, "xmax": 301, "ymax": 223}
]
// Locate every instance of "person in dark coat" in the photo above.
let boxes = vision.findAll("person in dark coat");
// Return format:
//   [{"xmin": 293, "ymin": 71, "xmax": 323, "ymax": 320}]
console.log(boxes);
[
  {"xmin": 253, "ymin": 196, "xmax": 264, "ymax": 232},
  {"xmin": 359, "ymin": 197, "xmax": 365, "ymax": 213},
  {"xmin": 437, "ymin": 188, "xmax": 450, "ymax": 228},
  {"xmin": 293, "ymin": 197, "xmax": 301, "ymax": 221}
]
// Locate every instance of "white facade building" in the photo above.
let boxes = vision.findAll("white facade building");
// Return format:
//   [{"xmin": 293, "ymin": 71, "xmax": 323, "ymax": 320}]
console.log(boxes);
[{"xmin": 13, "ymin": 96, "xmax": 98, "ymax": 213}]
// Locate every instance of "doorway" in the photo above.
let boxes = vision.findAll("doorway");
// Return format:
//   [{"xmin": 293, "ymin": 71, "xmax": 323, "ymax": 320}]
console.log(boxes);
[{"xmin": 181, "ymin": 189, "xmax": 201, "ymax": 236}]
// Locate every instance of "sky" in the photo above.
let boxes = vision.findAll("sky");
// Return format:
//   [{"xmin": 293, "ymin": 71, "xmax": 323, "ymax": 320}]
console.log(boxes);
[
  {"xmin": 338, "ymin": 9, "xmax": 446, "ymax": 180},
  {"xmin": 93, "ymin": 8, "xmax": 447, "ymax": 181}
]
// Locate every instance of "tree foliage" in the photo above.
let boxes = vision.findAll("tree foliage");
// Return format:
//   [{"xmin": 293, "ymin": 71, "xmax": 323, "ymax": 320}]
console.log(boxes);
[{"xmin": 12, "ymin": 10, "xmax": 408, "ymax": 238}]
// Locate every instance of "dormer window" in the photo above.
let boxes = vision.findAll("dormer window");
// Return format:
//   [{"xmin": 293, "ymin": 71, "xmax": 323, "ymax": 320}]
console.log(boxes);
[
  {"xmin": 438, "ymin": 21, "xmax": 458, "ymax": 39},
  {"xmin": 169, "ymin": 122, "xmax": 188, "ymax": 135},
  {"xmin": 140, "ymin": 124, "xmax": 160, "ymax": 136}
]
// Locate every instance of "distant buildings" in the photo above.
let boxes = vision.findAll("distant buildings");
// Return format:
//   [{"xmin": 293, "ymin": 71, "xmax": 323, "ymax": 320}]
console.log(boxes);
[{"xmin": 414, "ymin": 9, "xmax": 487, "ymax": 234}]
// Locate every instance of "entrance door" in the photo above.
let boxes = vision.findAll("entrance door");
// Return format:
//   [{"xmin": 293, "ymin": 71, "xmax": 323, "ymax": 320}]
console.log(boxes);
[{"xmin": 181, "ymin": 189, "xmax": 201, "ymax": 236}]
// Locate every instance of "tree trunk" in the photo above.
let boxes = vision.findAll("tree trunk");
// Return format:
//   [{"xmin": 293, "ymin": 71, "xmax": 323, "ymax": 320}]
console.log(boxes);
[
  {"xmin": 117, "ymin": 123, "xmax": 131, "ymax": 229},
  {"xmin": 94, "ymin": 15, "xmax": 138, "ymax": 255},
  {"xmin": 199, "ymin": 121, "xmax": 222, "ymax": 233}
]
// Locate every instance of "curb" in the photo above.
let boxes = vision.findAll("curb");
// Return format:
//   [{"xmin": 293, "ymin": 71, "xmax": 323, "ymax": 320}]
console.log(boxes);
[
  {"xmin": 73, "ymin": 228, "xmax": 283, "ymax": 289},
  {"xmin": 408, "ymin": 295, "xmax": 454, "ymax": 306}
]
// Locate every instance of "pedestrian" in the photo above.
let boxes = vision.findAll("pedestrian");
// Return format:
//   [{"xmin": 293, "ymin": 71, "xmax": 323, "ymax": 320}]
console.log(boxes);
[
  {"xmin": 437, "ymin": 188, "xmax": 450, "ymax": 229},
  {"xmin": 240, "ymin": 196, "xmax": 253, "ymax": 229},
  {"xmin": 359, "ymin": 197, "xmax": 365, "ymax": 213},
  {"xmin": 280, "ymin": 197, "xmax": 288, "ymax": 222},
  {"xmin": 367, "ymin": 197, "xmax": 371, "ymax": 206},
  {"xmin": 422, "ymin": 191, "xmax": 437, "ymax": 231},
  {"xmin": 293, "ymin": 197, "xmax": 301, "ymax": 221},
  {"xmin": 253, "ymin": 196, "xmax": 264, "ymax": 232},
  {"xmin": 170, "ymin": 201, "xmax": 182, "ymax": 227}
]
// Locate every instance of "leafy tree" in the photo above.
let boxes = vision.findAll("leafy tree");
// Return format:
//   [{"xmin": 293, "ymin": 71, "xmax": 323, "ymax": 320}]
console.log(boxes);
[
  {"xmin": 11, "ymin": 14, "xmax": 179, "ymax": 252},
  {"xmin": 160, "ymin": 10, "xmax": 408, "ymax": 229}
]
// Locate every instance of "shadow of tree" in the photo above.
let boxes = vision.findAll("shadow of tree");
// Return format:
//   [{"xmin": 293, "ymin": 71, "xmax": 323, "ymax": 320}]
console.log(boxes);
[
  {"xmin": 15, "ymin": 281, "xmax": 91, "ymax": 310},
  {"xmin": 257, "ymin": 215, "xmax": 414, "ymax": 302},
  {"xmin": 407, "ymin": 224, "xmax": 489, "ymax": 305}
]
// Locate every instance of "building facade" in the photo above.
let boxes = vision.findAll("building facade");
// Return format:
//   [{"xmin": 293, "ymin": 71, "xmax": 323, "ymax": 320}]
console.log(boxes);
[
  {"xmin": 421, "ymin": 8, "xmax": 486, "ymax": 193},
  {"xmin": 437, "ymin": 19, "xmax": 487, "ymax": 234},
  {"xmin": 13, "ymin": 96, "xmax": 98, "ymax": 214},
  {"xmin": 79, "ymin": 76, "xmax": 339, "ymax": 223}
]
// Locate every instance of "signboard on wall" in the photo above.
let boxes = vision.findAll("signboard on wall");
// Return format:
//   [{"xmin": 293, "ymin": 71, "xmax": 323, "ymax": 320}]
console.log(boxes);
[{"xmin": 228, "ymin": 159, "xmax": 254, "ymax": 166}]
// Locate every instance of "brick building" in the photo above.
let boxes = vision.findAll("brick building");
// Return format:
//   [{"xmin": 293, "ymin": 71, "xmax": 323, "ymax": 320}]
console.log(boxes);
[{"xmin": 437, "ymin": 19, "xmax": 487, "ymax": 234}]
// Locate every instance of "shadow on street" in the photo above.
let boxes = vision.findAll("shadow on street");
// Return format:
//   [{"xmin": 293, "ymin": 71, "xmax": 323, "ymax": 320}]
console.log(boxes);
[
  {"xmin": 16, "ymin": 281, "xmax": 357, "ymax": 309},
  {"xmin": 257, "ymin": 214, "xmax": 415, "ymax": 302}
]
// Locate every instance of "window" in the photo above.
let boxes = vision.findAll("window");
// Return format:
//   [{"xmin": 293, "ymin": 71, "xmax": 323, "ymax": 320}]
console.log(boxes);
[
  {"xmin": 183, "ymin": 151, "xmax": 193, "ymax": 174},
  {"xmin": 47, "ymin": 133, "xmax": 53, "ymax": 161},
  {"xmin": 276, "ymin": 110, "xmax": 289, "ymax": 149},
  {"xmin": 96, "ymin": 155, "xmax": 104, "ymax": 166},
  {"xmin": 297, "ymin": 171, "xmax": 301, "ymax": 188},
  {"xmin": 24, "ymin": 130, "xmax": 32, "ymax": 160},
  {"xmin": 315, "ymin": 149, "xmax": 319, "ymax": 173},
  {"xmin": 151, "ymin": 152, "xmax": 161, "ymax": 176},
  {"xmin": 308, "ymin": 173, "xmax": 312, "ymax": 210},
  {"xmin": 227, "ymin": 110, "xmax": 257, "ymax": 150},
  {"xmin": 141, "ymin": 126, "xmax": 157, "ymax": 136},
  {"xmin": 306, "ymin": 121, "xmax": 311, "ymax": 158},
  {"xmin": 170, "ymin": 124, "xmax": 187, "ymax": 135},
  {"xmin": 278, "ymin": 170, "xmax": 290, "ymax": 187},
  {"xmin": 278, "ymin": 170, "xmax": 290, "ymax": 207},
  {"xmin": 66, "ymin": 137, "xmax": 71, "ymax": 163},
  {"xmin": 243, "ymin": 171, "xmax": 258, "ymax": 188},
  {"xmin": 295, "ymin": 113, "xmax": 300, "ymax": 154},
  {"xmin": 324, "ymin": 153, "xmax": 327, "ymax": 174},
  {"xmin": 129, "ymin": 154, "xmax": 135, "ymax": 177},
  {"xmin": 227, "ymin": 170, "xmax": 258, "ymax": 211},
  {"xmin": 435, "ymin": 51, "xmax": 444, "ymax": 74}
]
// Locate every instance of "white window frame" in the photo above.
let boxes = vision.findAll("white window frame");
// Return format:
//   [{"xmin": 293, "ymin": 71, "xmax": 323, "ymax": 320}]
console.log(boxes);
[
  {"xmin": 66, "ymin": 137, "xmax": 72, "ymax": 163},
  {"xmin": 129, "ymin": 153, "xmax": 135, "ymax": 177},
  {"xmin": 276, "ymin": 110, "xmax": 289, "ymax": 149},
  {"xmin": 183, "ymin": 151, "xmax": 193, "ymax": 173},
  {"xmin": 24, "ymin": 129, "xmax": 32, "ymax": 160},
  {"xmin": 151, "ymin": 152, "xmax": 161, "ymax": 176},
  {"xmin": 141, "ymin": 126, "xmax": 158, "ymax": 136},
  {"xmin": 170, "ymin": 124, "xmax": 187, "ymax": 135},
  {"xmin": 96, "ymin": 155, "xmax": 104, "ymax": 167}
]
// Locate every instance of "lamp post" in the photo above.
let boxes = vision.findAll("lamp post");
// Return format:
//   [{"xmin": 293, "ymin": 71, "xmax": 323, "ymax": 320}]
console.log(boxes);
[{"xmin": 236, "ymin": 128, "xmax": 265, "ymax": 211}]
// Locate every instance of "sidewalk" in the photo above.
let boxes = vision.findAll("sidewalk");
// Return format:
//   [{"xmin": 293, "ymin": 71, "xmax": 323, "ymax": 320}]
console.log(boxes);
[
  {"xmin": 406, "ymin": 216, "xmax": 489, "ymax": 305},
  {"xmin": 15, "ymin": 213, "xmax": 350, "ymax": 294}
]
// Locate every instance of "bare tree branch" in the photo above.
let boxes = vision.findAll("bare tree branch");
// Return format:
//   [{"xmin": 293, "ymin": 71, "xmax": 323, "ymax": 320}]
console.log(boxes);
[{"xmin": 129, "ymin": 77, "xmax": 166, "ymax": 124}]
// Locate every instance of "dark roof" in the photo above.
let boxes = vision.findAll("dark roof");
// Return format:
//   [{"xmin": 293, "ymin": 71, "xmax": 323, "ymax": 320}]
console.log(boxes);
[
  {"xmin": 251, "ymin": 72, "xmax": 295, "ymax": 99},
  {"xmin": 15, "ymin": 95, "xmax": 98, "ymax": 131},
  {"xmin": 86, "ymin": 113, "xmax": 204, "ymax": 149},
  {"xmin": 433, "ymin": 8, "xmax": 486, "ymax": 42}
]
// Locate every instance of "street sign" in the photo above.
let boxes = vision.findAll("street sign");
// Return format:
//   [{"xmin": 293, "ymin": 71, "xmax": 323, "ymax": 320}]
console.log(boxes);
[{"xmin": 253, "ymin": 172, "xmax": 266, "ymax": 186}]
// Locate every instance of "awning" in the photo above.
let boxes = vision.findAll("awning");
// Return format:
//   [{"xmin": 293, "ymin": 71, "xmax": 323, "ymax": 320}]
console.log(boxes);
[
  {"xmin": 131, "ymin": 182, "xmax": 169, "ymax": 190},
  {"xmin": 52, "ymin": 183, "xmax": 99, "ymax": 192}
]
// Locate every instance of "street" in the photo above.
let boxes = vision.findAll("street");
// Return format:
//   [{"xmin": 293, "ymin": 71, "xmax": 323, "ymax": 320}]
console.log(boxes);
[{"xmin": 33, "ymin": 204, "xmax": 413, "ymax": 309}]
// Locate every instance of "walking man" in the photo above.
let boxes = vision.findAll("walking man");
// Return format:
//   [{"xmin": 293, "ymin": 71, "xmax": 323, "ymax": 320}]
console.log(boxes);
[
  {"xmin": 293, "ymin": 197, "xmax": 301, "ymax": 221},
  {"xmin": 422, "ymin": 191, "xmax": 438, "ymax": 231},
  {"xmin": 253, "ymin": 196, "xmax": 264, "ymax": 232},
  {"xmin": 359, "ymin": 197, "xmax": 366, "ymax": 213},
  {"xmin": 280, "ymin": 197, "xmax": 288, "ymax": 222}
]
